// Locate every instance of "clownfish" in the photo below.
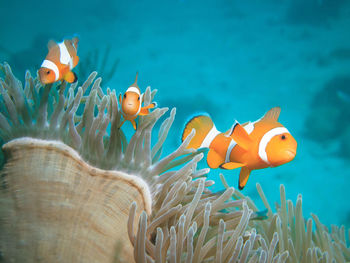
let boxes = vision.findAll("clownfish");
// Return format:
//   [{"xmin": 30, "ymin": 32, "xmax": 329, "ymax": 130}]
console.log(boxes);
[
  {"xmin": 119, "ymin": 73, "xmax": 157, "ymax": 130},
  {"xmin": 182, "ymin": 107, "xmax": 297, "ymax": 190},
  {"xmin": 38, "ymin": 37, "xmax": 79, "ymax": 84}
]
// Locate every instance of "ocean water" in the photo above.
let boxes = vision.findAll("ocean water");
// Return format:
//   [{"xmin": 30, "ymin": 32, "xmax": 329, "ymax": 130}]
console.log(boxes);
[{"xmin": 1, "ymin": 0, "xmax": 350, "ymax": 228}]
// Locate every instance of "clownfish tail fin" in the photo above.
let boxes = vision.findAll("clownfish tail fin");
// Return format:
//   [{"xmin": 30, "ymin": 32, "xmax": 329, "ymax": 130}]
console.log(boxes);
[
  {"xmin": 182, "ymin": 115, "xmax": 218, "ymax": 149},
  {"xmin": 262, "ymin": 107, "xmax": 281, "ymax": 122},
  {"xmin": 64, "ymin": 71, "xmax": 77, "ymax": 83},
  {"xmin": 72, "ymin": 72, "xmax": 78, "ymax": 83}
]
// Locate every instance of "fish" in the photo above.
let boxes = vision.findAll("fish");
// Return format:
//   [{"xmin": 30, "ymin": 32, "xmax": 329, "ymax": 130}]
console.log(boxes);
[
  {"xmin": 38, "ymin": 37, "xmax": 79, "ymax": 84},
  {"xmin": 182, "ymin": 107, "xmax": 297, "ymax": 190},
  {"xmin": 119, "ymin": 73, "xmax": 157, "ymax": 130}
]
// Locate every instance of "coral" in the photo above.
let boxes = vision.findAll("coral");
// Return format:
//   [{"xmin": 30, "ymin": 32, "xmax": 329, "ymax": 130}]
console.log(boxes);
[{"xmin": 0, "ymin": 62, "xmax": 350, "ymax": 262}]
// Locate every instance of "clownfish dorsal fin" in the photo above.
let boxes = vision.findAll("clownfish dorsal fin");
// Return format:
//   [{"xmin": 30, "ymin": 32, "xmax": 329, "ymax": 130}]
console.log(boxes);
[
  {"xmin": 224, "ymin": 123, "xmax": 236, "ymax": 137},
  {"xmin": 72, "ymin": 37, "xmax": 79, "ymax": 50},
  {"xmin": 47, "ymin": 40, "xmax": 56, "ymax": 50},
  {"xmin": 230, "ymin": 122, "xmax": 252, "ymax": 151},
  {"xmin": 130, "ymin": 72, "xmax": 139, "ymax": 90},
  {"xmin": 261, "ymin": 107, "xmax": 281, "ymax": 122}
]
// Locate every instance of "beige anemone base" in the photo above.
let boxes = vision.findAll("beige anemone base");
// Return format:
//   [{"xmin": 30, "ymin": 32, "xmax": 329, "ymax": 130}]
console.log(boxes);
[{"xmin": 0, "ymin": 137, "xmax": 152, "ymax": 263}]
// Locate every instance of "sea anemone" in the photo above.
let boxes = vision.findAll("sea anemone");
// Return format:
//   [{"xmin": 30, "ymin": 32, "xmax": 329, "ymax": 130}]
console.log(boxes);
[{"xmin": 0, "ymin": 63, "xmax": 349, "ymax": 262}]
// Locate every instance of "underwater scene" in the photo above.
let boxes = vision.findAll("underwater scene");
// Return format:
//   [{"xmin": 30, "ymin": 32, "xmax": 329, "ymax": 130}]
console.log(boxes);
[{"xmin": 1, "ymin": 0, "xmax": 350, "ymax": 262}]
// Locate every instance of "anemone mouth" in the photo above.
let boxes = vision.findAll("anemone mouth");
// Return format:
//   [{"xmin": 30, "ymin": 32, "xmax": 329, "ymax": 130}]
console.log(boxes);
[{"xmin": 1, "ymin": 137, "xmax": 152, "ymax": 262}]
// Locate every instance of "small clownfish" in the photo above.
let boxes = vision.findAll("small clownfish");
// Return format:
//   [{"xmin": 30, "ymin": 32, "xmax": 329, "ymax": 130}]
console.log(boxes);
[
  {"xmin": 119, "ymin": 73, "xmax": 157, "ymax": 130},
  {"xmin": 38, "ymin": 37, "xmax": 79, "ymax": 84},
  {"xmin": 182, "ymin": 107, "xmax": 297, "ymax": 190}
]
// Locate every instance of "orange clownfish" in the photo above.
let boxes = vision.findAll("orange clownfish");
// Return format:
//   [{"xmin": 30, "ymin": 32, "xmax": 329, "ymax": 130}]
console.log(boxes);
[
  {"xmin": 119, "ymin": 73, "xmax": 157, "ymax": 130},
  {"xmin": 182, "ymin": 107, "xmax": 297, "ymax": 190},
  {"xmin": 38, "ymin": 37, "xmax": 79, "ymax": 84}
]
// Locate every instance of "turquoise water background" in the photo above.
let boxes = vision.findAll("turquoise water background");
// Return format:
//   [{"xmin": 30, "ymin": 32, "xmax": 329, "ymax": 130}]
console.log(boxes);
[{"xmin": 1, "ymin": 0, "xmax": 350, "ymax": 227}]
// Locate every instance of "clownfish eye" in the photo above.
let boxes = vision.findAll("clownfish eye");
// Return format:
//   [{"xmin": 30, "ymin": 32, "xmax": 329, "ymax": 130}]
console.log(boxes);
[
  {"xmin": 123, "ymin": 94, "xmax": 126, "ymax": 99},
  {"xmin": 138, "ymin": 96, "xmax": 140, "ymax": 101},
  {"xmin": 46, "ymin": 70, "xmax": 50, "ymax": 75},
  {"xmin": 281, "ymin": 135, "xmax": 286, "ymax": 140}
]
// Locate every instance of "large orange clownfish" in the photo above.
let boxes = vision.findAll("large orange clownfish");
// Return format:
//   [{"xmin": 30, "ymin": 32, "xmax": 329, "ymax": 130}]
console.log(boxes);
[
  {"xmin": 38, "ymin": 37, "xmax": 79, "ymax": 84},
  {"xmin": 182, "ymin": 107, "xmax": 297, "ymax": 189},
  {"xmin": 119, "ymin": 73, "xmax": 157, "ymax": 130}
]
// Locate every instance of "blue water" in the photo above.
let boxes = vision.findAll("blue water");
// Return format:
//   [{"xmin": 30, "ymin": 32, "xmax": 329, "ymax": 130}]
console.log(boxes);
[{"xmin": 1, "ymin": 0, "xmax": 350, "ymax": 227}]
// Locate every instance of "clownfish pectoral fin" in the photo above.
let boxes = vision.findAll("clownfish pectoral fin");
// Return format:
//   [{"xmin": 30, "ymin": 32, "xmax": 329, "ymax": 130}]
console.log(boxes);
[
  {"xmin": 139, "ymin": 103, "xmax": 157, "ymax": 116},
  {"xmin": 220, "ymin": 162, "xmax": 245, "ymax": 170},
  {"xmin": 138, "ymin": 109, "xmax": 149, "ymax": 116},
  {"xmin": 230, "ymin": 123, "xmax": 252, "ymax": 151},
  {"xmin": 64, "ymin": 71, "xmax": 77, "ymax": 83},
  {"xmin": 207, "ymin": 149, "xmax": 225, "ymax": 169},
  {"xmin": 262, "ymin": 107, "xmax": 281, "ymax": 122},
  {"xmin": 130, "ymin": 119, "xmax": 137, "ymax": 130},
  {"xmin": 238, "ymin": 166, "xmax": 251, "ymax": 190},
  {"xmin": 119, "ymin": 94, "xmax": 122, "ymax": 105}
]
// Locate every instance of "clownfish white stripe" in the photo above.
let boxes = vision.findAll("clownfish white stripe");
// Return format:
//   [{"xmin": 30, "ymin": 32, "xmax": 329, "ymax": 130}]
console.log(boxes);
[
  {"xmin": 125, "ymin": 94, "xmax": 143, "ymax": 118},
  {"xmin": 258, "ymin": 127, "xmax": 290, "ymax": 165},
  {"xmin": 58, "ymin": 42, "xmax": 73, "ymax": 69},
  {"xmin": 225, "ymin": 139, "xmax": 237, "ymax": 163},
  {"xmin": 41, "ymin": 60, "xmax": 59, "ymax": 81},
  {"xmin": 200, "ymin": 126, "xmax": 220, "ymax": 148},
  {"xmin": 133, "ymin": 102, "xmax": 142, "ymax": 117},
  {"xmin": 126, "ymin": 86, "xmax": 141, "ymax": 96}
]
